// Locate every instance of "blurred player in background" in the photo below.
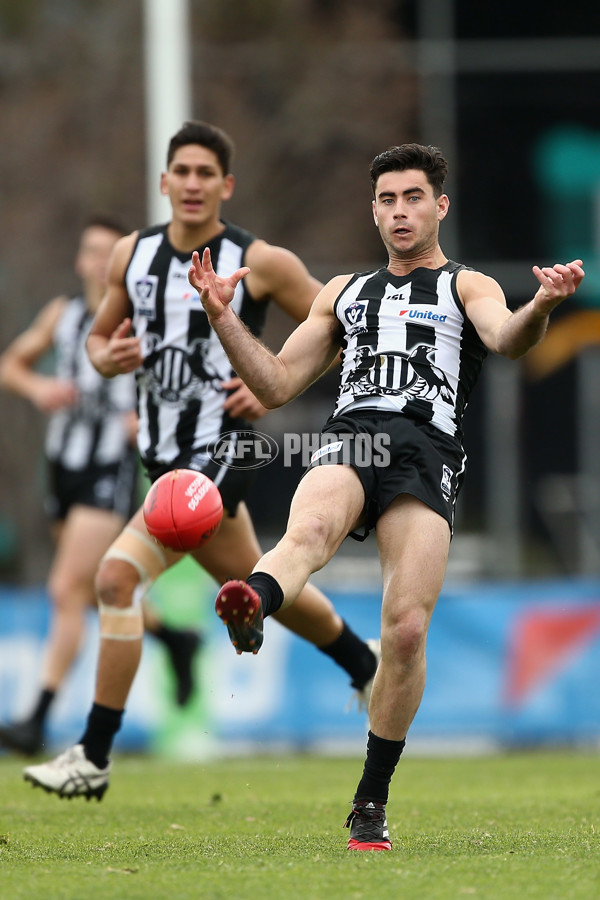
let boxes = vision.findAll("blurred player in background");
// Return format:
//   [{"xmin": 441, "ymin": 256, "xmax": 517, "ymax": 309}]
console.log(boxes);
[
  {"xmin": 23, "ymin": 121, "xmax": 379, "ymax": 798},
  {"xmin": 0, "ymin": 215, "xmax": 201, "ymax": 757},
  {"xmin": 186, "ymin": 143, "xmax": 585, "ymax": 850}
]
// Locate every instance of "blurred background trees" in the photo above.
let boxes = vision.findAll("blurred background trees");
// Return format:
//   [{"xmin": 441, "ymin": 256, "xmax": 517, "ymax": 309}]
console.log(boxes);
[{"xmin": 1, "ymin": 0, "xmax": 599, "ymax": 581}]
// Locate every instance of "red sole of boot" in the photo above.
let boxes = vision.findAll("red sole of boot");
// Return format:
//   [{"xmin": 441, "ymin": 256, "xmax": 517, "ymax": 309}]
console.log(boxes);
[
  {"xmin": 215, "ymin": 581, "xmax": 262, "ymax": 652},
  {"xmin": 347, "ymin": 839, "xmax": 392, "ymax": 851}
]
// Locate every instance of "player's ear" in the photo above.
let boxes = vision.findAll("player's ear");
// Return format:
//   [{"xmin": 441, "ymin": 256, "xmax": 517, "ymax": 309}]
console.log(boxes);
[
  {"xmin": 160, "ymin": 172, "xmax": 169, "ymax": 195},
  {"xmin": 437, "ymin": 193, "xmax": 450, "ymax": 220},
  {"xmin": 221, "ymin": 173, "xmax": 235, "ymax": 201},
  {"xmin": 372, "ymin": 200, "xmax": 378, "ymax": 227}
]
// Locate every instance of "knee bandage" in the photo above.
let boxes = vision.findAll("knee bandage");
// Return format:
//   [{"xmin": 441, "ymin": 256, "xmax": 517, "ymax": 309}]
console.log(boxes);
[{"xmin": 98, "ymin": 528, "xmax": 167, "ymax": 641}]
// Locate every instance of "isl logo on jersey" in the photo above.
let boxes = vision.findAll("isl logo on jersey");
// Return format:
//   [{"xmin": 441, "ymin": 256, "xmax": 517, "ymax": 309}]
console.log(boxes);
[{"xmin": 209, "ymin": 430, "xmax": 279, "ymax": 469}]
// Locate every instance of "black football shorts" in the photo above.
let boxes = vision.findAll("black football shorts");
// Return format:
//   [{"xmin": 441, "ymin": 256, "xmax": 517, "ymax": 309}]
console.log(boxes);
[
  {"xmin": 305, "ymin": 409, "xmax": 467, "ymax": 540},
  {"xmin": 45, "ymin": 450, "xmax": 139, "ymax": 522}
]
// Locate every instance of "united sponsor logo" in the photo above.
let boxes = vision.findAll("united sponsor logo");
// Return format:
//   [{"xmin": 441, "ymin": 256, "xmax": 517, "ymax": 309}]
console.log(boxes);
[{"xmin": 399, "ymin": 308, "xmax": 447, "ymax": 322}]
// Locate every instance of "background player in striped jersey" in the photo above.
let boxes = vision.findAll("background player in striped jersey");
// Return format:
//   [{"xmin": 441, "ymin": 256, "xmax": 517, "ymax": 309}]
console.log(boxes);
[
  {"xmin": 23, "ymin": 121, "xmax": 379, "ymax": 798},
  {"xmin": 186, "ymin": 143, "xmax": 585, "ymax": 850},
  {"xmin": 0, "ymin": 215, "xmax": 202, "ymax": 757}
]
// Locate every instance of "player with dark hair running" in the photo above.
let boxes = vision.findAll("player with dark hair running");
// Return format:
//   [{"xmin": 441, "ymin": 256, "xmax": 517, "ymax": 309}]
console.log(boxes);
[
  {"xmin": 186, "ymin": 142, "xmax": 585, "ymax": 850},
  {"xmin": 0, "ymin": 216, "xmax": 201, "ymax": 757},
  {"xmin": 23, "ymin": 122, "xmax": 379, "ymax": 798}
]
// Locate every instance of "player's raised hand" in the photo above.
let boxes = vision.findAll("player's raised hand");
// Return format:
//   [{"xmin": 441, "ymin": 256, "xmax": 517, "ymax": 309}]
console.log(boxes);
[
  {"xmin": 188, "ymin": 248, "xmax": 250, "ymax": 321},
  {"xmin": 531, "ymin": 259, "xmax": 585, "ymax": 314}
]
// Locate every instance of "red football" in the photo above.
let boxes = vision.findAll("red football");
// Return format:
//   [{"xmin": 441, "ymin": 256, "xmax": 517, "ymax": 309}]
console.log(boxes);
[{"xmin": 143, "ymin": 469, "xmax": 223, "ymax": 552}]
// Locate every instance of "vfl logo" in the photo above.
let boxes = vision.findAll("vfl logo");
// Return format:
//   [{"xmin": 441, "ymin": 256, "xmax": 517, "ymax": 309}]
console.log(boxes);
[
  {"xmin": 135, "ymin": 276, "xmax": 158, "ymax": 318},
  {"xmin": 344, "ymin": 302, "xmax": 366, "ymax": 331}
]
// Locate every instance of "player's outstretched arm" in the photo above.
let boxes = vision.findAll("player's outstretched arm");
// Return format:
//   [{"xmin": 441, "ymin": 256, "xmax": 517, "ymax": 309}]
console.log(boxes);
[
  {"xmin": 461, "ymin": 259, "xmax": 585, "ymax": 359},
  {"xmin": 189, "ymin": 248, "xmax": 344, "ymax": 408}
]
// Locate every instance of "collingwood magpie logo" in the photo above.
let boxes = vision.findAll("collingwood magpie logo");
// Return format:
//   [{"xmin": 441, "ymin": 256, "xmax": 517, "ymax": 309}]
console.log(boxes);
[
  {"xmin": 343, "ymin": 343, "xmax": 454, "ymax": 403},
  {"xmin": 140, "ymin": 336, "xmax": 225, "ymax": 405}
]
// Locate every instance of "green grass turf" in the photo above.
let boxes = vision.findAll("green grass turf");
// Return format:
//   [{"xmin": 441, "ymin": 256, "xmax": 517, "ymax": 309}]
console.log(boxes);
[{"xmin": 1, "ymin": 751, "xmax": 598, "ymax": 899}]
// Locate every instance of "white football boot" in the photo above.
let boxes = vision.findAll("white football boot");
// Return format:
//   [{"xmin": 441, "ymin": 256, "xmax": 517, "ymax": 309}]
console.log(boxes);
[{"xmin": 23, "ymin": 744, "xmax": 110, "ymax": 800}]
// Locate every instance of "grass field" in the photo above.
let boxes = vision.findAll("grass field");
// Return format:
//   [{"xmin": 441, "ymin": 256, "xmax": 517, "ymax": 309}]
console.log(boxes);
[{"xmin": 1, "ymin": 751, "xmax": 598, "ymax": 900}]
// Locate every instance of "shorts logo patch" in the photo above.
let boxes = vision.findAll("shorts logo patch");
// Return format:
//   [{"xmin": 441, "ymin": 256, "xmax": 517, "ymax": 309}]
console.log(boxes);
[
  {"xmin": 441, "ymin": 464, "xmax": 453, "ymax": 500},
  {"xmin": 310, "ymin": 441, "xmax": 343, "ymax": 464}
]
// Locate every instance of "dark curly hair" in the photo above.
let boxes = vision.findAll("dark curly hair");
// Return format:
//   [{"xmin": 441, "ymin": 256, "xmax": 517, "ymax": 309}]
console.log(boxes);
[
  {"xmin": 369, "ymin": 144, "xmax": 448, "ymax": 198},
  {"xmin": 167, "ymin": 120, "xmax": 235, "ymax": 175}
]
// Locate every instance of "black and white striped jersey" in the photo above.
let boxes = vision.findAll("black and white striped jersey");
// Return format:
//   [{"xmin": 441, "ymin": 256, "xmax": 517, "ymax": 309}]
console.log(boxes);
[
  {"xmin": 45, "ymin": 296, "xmax": 137, "ymax": 470},
  {"xmin": 125, "ymin": 221, "xmax": 268, "ymax": 467},
  {"xmin": 332, "ymin": 261, "xmax": 488, "ymax": 440}
]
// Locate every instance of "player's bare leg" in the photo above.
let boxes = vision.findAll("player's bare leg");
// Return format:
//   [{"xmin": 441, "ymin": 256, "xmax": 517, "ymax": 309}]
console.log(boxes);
[
  {"xmin": 370, "ymin": 495, "xmax": 449, "ymax": 740},
  {"xmin": 196, "ymin": 498, "xmax": 378, "ymax": 686},
  {"xmin": 195, "ymin": 501, "xmax": 341, "ymax": 644},
  {"xmin": 242, "ymin": 466, "xmax": 365, "ymax": 604},
  {"xmin": 24, "ymin": 511, "xmax": 188, "ymax": 799},
  {"xmin": 43, "ymin": 506, "xmax": 125, "ymax": 689},
  {"xmin": 214, "ymin": 467, "xmax": 365, "ymax": 650},
  {"xmin": 0, "ymin": 506, "xmax": 124, "ymax": 757},
  {"xmin": 346, "ymin": 495, "xmax": 449, "ymax": 851},
  {"xmin": 92, "ymin": 507, "xmax": 182, "ymax": 710}
]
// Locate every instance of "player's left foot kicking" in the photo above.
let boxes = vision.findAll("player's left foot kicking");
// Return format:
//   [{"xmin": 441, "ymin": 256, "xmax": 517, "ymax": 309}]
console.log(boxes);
[
  {"xmin": 23, "ymin": 745, "xmax": 110, "ymax": 801},
  {"xmin": 215, "ymin": 579, "xmax": 263, "ymax": 654}
]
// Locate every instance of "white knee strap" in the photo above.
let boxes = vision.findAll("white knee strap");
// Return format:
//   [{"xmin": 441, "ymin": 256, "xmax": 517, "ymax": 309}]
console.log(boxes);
[
  {"xmin": 98, "ymin": 602, "xmax": 144, "ymax": 641},
  {"xmin": 98, "ymin": 528, "xmax": 165, "ymax": 640},
  {"xmin": 101, "ymin": 526, "xmax": 167, "ymax": 588}
]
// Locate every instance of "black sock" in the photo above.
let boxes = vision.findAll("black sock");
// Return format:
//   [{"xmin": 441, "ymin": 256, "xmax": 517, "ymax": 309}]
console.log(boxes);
[
  {"xmin": 29, "ymin": 689, "xmax": 55, "ymax": 727},
  {"xmin": 79, "ymin": 702, "xmax": 124, "ymax": 769},
  {"xmin": 246, "ymin": 572, "xmax": 284, "ymax": 618},
  {"xmin": 319, "ymin": 622, "xmax": 378, "ymax": 688},
  {"xmin": 154, "ymin": 623, "xmax": 186, "ymax": 650},
  {"xmin": 354, "ymin": 730, "xmax": 406, "ymax": 804}
]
